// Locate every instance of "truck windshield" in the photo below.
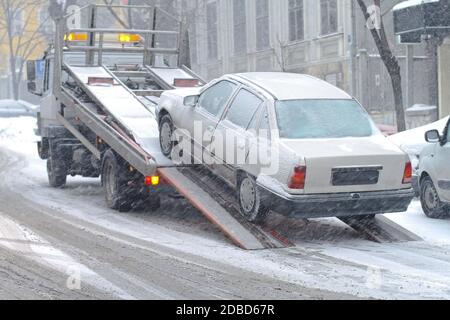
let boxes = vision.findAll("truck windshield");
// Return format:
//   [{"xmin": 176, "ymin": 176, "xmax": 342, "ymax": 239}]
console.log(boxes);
[{"xmin": 275, "ymin": 99, "xmax": 378, "ymax": 139}]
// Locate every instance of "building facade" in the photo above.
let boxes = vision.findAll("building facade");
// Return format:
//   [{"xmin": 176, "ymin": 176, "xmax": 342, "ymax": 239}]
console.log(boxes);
[
  {"xmin": 187, "ymin": 0, "xmax": 437, "ymax": 126},
  {"xmin": 0, "ymin": 0, "xmax": 53, "ymax": 100}
]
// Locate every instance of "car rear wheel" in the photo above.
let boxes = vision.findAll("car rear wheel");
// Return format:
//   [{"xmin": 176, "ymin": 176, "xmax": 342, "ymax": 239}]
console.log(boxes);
[
  {"xmin": 159, "ymin": 115, "xmax": 174, "ymax": 158},
  {"xmin": 238, "ymin": 173, "xmax": 268, "ymax": 223},
  {"xmin": 420, "ymin": 176, "xmax": 449, "ymax": 219}
]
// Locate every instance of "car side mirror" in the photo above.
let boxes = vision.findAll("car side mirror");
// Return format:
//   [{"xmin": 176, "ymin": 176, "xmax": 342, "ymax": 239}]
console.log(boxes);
[
  {"xmin": 27, "ymin": 60, "xmax": 44, "ymax": 96},
  {"xmin": 184, "ymin": 95, "xmax": 199, "ymax": 108},
  {"xmin": 425, "ymin": 130, "xmax": 441, "ymax": 143}
]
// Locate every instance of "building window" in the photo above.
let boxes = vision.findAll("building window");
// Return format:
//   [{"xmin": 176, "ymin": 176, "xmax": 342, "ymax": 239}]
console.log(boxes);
[
  {"xmin": 206, "ymin": 1, "xmax": 218, "ymax": 60},
  {"xmin": 12, "ymin": 10, "xmax": 23, "ymax": 36},
  {"xmin": 320, "ymin": 0, "xmax": 338, "ymax": 35},
  {"xmin": 289, "ymin": 0, "xmax": 304, "ymax": 42},
  {"xmin": 39, "ymin": 7, "xmax": 54, "ymax": 36},
  {"xmin": 188, "ymin": 21, "xmax": 198, "ymax": 64},
  {"xmin": 256, "ymin": 0, "xmax": 270, "ymax": 51},
  {"xmin": 233, "ymin": 0, "xmax": 247, "ymax": 55}
]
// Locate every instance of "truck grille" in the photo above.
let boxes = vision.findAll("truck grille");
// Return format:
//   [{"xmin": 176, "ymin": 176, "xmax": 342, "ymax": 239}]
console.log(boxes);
[{"xmin": 331, "ymin": 166, "xmax": 382, "ymax": 186}]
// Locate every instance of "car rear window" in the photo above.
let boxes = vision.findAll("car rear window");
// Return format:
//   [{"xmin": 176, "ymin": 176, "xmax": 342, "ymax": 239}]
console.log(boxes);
[{"xmin": 275, "ymin": 99, "xmax": 377, "ymax": 139}]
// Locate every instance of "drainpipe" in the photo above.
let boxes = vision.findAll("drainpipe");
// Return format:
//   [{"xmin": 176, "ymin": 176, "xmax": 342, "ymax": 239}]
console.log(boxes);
[{"xmin": 350, "ymin": 0, "xmax": 357, "ymax": 97}]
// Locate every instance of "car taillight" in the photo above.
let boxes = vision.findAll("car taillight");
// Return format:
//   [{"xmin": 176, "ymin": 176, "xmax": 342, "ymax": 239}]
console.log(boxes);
[
  {"xmin": 402, "ymin": 162, "xmax": 412, "ymax": 184},
  {"xmin": 289, "ymin": 166, "xmax": 307, "ymax": 189}
]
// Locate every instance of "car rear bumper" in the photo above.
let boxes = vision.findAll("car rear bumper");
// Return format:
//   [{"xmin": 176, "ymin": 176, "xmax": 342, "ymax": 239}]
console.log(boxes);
[{"xmin": 258, "ymin": 185, "xmax": 415, "ymax": 219}]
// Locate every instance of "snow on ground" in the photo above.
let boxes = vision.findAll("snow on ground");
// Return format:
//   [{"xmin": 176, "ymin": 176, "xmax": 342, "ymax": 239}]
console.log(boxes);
[
  {"xmin": 0, "ymin": 213, "xmax": 134, "ymax": 299},
  {"xmin": 0, "ymin": 116, "xmax": 39, "ymax": 153},
  {"xmin": 2, "ymin": 116, "xmax": 450, "ymax": 299}
]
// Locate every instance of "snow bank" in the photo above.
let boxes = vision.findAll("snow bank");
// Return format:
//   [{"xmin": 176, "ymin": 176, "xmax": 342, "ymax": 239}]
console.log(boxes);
[{"xmin": 0, "ymin": 117, "xmax": 38, "ymax": 153}]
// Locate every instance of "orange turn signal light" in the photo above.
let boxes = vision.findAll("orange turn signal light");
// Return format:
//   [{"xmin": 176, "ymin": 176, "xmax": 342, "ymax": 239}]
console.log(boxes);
[
  {"xmin": 118, "ymin": 33, "xmax": 141, "ymax": 43},
  {"xmin": 64, "ymin": 33, "xmax": 88, "ymax": 41}
]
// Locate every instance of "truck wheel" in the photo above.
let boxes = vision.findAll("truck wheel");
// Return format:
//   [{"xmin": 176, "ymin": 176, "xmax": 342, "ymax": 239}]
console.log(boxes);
[
  {"xmin": 159, "ymin": 115, "xmax": 174, "ymax": 158},
  {"xmin": 237, "ymin": 173, "xmax": 268, "ymax": 223},
  {"xmin": 47, "ymin": 156, "xmax": 67, "ymax": 188},
  {"xmin": 420, "ymin": 176, "xmax": 449, "ymax": 219},
  {"xmin": 102, "ymin": 150, "xmax": 133, "ymax": 212}
]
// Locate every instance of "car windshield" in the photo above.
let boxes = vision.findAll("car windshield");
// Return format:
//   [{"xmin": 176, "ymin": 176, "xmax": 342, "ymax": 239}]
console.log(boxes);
[{"xmin": 275, "ymin": 99, "xmax": 378, "ymax": 139}]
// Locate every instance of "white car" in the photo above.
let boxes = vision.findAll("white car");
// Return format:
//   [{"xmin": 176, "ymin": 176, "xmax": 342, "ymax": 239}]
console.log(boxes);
[
  {"xmin": 0, "ymin": 100, "xmax": 39, "ymax": 118},
  {"xmin": 418, "ymin": 118, "xmax": 450, "ymax": 218},
  {"xmin": 157, "ymin": 73, "xmax": 414, "ymax": 222}
]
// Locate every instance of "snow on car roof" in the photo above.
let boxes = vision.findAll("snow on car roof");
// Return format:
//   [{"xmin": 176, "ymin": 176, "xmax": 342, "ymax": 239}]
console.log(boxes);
[
  {"xmin": 233, "ymin": 72, "xmax": 352, "ymax": 101},
  {"xmin": 393, "ymin": 0, "xmax": 439, "ymax": 11}
]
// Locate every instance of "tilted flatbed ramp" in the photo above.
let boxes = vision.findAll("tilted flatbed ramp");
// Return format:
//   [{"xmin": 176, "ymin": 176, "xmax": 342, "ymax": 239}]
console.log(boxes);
[
  {"xmin": 145, "ymin": 66, "xmax": 206, "ymax": 90},
  {"xmin": 159, "ymin": 167, "xmax": 292, "ymax": 250},
  {"xmin": 67, "ymin": 65, "xmax": 172, "ymax": 166}
]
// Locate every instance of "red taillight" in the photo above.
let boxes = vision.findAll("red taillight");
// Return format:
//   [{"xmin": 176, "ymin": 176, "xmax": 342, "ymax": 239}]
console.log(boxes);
[
  {"xmin": 289, "ymin": 166, "xmax": 307, "ymax": 190},
  {"xmin": 403, "ymin": 162, "xmax": 413, "ymax": 184}
]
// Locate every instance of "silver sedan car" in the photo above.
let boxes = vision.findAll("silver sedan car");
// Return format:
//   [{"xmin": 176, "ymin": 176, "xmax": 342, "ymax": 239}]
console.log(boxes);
[{"xmin": 157, "ymin": 73, "xmax": 414, "ymax": 222}]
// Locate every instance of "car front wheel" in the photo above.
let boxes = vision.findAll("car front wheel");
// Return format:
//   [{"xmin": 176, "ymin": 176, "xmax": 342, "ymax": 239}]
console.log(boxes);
[
  {"xmin": 238, "ymin": 174, "xmax": 269, "ymax": 223},
  {"xmin": 159, "ymin": 115, "xmax": 174, "ymax": 158},
  {"xmin": 420, "ymin": 176, "xmax": 449, "ymax": 219}
]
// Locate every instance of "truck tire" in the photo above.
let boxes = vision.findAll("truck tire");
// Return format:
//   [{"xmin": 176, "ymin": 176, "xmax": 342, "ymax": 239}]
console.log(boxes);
[
  {"xmin": 420, "ymin": 176, "xmax": 449, "ymax": 219},
  {"xmin": 47, "ymin": 155, "xmax": 67, "ymax": 188},
  {"xmin": 101, "ymin": 150, "xmax": 133, "ymax": 212},
  {"xmin": 237, "ymin": 173, "xmax": 269, "ymax": 223}
]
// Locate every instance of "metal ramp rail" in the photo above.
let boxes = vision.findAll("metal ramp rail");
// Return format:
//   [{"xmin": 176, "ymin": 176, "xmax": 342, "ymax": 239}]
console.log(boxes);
[{"xmin": 339, "ymin": 216, "xmax": 422, "ymax": 243}]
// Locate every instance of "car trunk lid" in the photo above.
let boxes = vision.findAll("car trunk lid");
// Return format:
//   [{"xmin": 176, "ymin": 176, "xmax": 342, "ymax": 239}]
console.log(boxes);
[{"xmin": 281, "ymin": 135, "xmax": 409, "ymax": 194}]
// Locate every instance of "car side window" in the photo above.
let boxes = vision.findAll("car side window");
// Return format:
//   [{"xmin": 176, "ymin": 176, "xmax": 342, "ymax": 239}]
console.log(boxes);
[
  {"xmin": 198, "ymin": 80, "xmax": 237, "ymax": 117},
  {"xmin": 249, "ymin": 105, "xmax": 271, "ymax": 141},
  {"xmin": 224, "ymin": 89, "xmax": 262, "ymax": 129}
]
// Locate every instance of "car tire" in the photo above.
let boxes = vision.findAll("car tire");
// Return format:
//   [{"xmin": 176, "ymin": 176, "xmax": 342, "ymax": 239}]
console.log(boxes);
[
  {"xmin": 101, "ymin": 150, "xmax": 133, "ymax": 212},
  {"xmin": 47, "ymin": 155, "xmax": 67, "ymax": 188},
  {"xmin": 420, "ymin": 176, "xmax": 449, "ymax": 219},
  {"xmin": 159, "ymin": 115, "xmax": 174, "ymax": 158},
  {"xmin": 237, "ymin": 173, "xmax": 269, "ymax": 223}
]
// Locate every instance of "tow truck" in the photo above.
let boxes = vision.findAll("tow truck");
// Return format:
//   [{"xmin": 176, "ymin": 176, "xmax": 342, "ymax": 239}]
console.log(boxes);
[{"xmin": 26, "ymin": 4, "xmax": 420, "ymax": 250}]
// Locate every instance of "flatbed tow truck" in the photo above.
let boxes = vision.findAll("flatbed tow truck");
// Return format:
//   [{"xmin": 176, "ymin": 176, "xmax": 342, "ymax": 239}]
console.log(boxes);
[{"xmin": 27, "ymin": 4, "xmax": 420, "ymax": 250}]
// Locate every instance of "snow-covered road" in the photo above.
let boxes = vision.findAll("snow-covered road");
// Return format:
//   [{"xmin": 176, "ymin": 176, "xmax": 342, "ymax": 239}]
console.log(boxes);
[{"xmin": 1, "ymin": 117, "xmax": 450, "ymax": 299}]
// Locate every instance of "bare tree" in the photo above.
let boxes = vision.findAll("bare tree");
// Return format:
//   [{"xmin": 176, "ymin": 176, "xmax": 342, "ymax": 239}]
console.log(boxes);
[
  {"xmin": 0, "ymin": 0, "xmax": 53, "ymax": 100},
  {"xmin": 357, "ymin": 0, "xmax": 406, "ymax": 132},
  {"xmin": 272, "ymin": 35, "xmax": 288, "ymax": 72}
]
